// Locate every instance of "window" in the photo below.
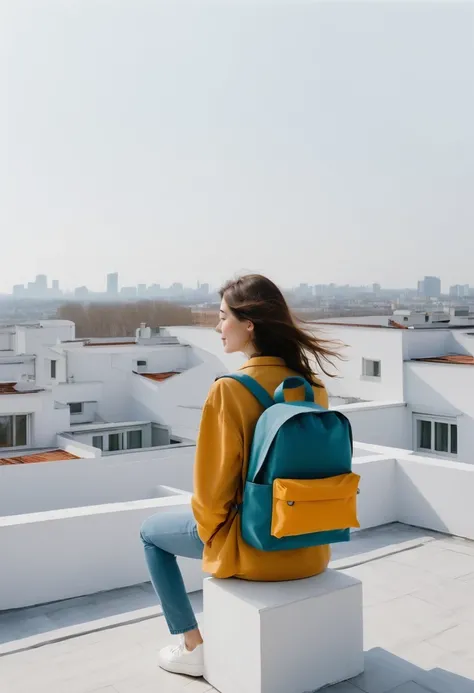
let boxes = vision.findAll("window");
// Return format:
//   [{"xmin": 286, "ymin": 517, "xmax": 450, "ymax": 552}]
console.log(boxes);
[
  {"xmin": 50, "ymin": 360, "xmax": 57, "ymax": 379},
  {"xmin": 362, "ymin": 358, "xmax": 381, "ymax": 378},
  {"xmin": 451, "ymin": 424, "xmax": 458, "ymax": 455},
  {"xmin": 102, "ymin": 429, "xmax": 145, "ymax": 452},
  {"xmin": 418, "ymin": 420, "xmax": 432, "ymax": 450},
  {"xmin": 15, "ymin": 415, "xmax": 27, "ymax": 446},
  {"xmin": 0, "ymin": 414, "xmax": 28, "ymax": 448},
  {"xmin": 127, "ymin": 429, "xmax": 142, "ymax": 449},
  {"xmin": 108, "ymin": 433, "xmax": 122, "ymax": 451},
  {"xmin": 69, "ymin": 402, "xmax": 84, "ymax": 415},
  {"xmin": 137, "ymin": 360, "xmax": 147, "ymax": 368},
  {"xmin": 415, "ymin": 416, "xmax": 458, "ymax": 456},
  {"xmin": 92, "ymin": 435, "xmax": 103, "ymax": 451}
]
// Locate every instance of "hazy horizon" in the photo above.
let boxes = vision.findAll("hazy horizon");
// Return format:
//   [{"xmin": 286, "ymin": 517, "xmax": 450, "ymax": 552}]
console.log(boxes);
[{"xmin": 2, "ymin": 1, "xmax": 473, "ymax": 293}]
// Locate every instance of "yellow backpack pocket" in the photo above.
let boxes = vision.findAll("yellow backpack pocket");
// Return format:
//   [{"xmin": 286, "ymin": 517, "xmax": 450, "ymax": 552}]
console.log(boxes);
[{"xmin": 271, "ymin": 473, "xmax": 361, "ymax": 539}]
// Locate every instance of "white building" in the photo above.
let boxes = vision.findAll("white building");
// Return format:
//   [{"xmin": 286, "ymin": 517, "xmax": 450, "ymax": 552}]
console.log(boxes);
[
  {"xmin": 169, "ymin": 322, "xmax": 474, "ymax": 466},
  {"xmin": 0, "ymin": 320, "xmax": 229, "ymax": 464},
  {"xmin": 312, "ymin": 317, "xmax": 474, "ymax": 463},
  {"xmin": 3, "ymin": 317, "xmax": 474, "ymax": 467}
]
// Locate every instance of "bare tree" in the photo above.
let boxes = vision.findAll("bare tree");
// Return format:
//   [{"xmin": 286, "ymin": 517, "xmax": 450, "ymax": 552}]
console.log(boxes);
[
  {"xmin": 192, "ymin": 310, "xmax": 219, "ymax": 326},
  {"xmin": 57, "ymin": 301, "xmax": 194, "ymax": 338}
]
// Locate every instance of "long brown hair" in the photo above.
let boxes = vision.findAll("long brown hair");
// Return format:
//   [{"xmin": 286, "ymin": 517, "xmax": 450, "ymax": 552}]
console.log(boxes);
[{"xmin": 220, "ymin": 274, "xmax": 342, "ymax": 385}]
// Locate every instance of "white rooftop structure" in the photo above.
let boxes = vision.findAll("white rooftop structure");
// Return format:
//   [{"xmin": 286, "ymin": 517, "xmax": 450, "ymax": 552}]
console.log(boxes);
[
  {"xmin": 308, "ymin": 319, "xmax": 474, "ymax": 464},
  {"xmin": 0, "ymin": 320, "xmax": 228, "ymax": 464},
  {"xmin": 317, "ymin": 309, "xmax": 474, "ymax": 330}
]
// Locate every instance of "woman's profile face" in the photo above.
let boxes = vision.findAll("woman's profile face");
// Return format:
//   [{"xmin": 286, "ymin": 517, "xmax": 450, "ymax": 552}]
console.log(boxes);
[{"xmin": 216, "ymin": 298, "xmax": 254, "ymax": 354}]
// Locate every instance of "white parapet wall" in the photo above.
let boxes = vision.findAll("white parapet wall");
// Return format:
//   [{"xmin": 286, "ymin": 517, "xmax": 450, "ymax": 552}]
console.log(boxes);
[
  {"xmin": 0, "ymin": 446, "xmax": 195, "ymax": 516},
  {"xmin": 0, "ymin": 450, "xmax": 401, "ymax": 612},
  {"xmin": 335, "ymin": 401, "xmax": 410, "ymax": 451},
  {"xmin": 352, "ymin": 455, "xmax": 397, "ymax": 530},
  {"xmin": 396, "ymin": 456, "xmax": 474, "ymax": 540},
  {"xmin": 56, "ymin": 433, "xmax": 103, "ymax": 459},
  {"xmin": 2, "ymin": 440, "xmax": 474, "ymax": 611},
  {"xmin": 0, "ymin": 492, "xmax": 203, "ymax": 611},
  {"xmin": 353, "ymin": 445, "xmax": 474, "ymax": 541}
]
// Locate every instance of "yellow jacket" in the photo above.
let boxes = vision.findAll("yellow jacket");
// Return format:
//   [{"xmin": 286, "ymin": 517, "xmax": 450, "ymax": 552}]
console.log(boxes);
[{"xmin": 191, "ymin": 356, "xmax": 331, "ymax": 580}]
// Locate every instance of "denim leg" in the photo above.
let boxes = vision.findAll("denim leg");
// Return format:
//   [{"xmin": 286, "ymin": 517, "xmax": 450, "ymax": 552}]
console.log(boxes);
[{"xmin": 140, "ymin": 508, "xmax": 204, "ymax": 635}]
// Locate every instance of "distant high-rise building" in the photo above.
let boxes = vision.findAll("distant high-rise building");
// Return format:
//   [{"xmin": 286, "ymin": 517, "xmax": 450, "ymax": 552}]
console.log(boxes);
[
  {"xmin": 313, "ymin": 284, "xmax": 328, "ymax": 297},
  {"xmin": 120, "ymin": 286, "xmax": 137, "ymax": 298},
  {"xmin": 107, "ymin": 272, "xmax": 119, "ymax": 295},
  {"xmin": 52, "ymin": 280, "xmax": 59, "ymax": 291},
  {"xmin": 420, "ymin": 276, "xmax": 441, "ymax": 298},
  {"xmin": 75, "ymin": 286, "xmax": 89, "ymax": 299},
  {"xmin": 449, "ymin": 284, "xmax": 470, "ymax": 298},
  {"xmin": 373, "ymin": 283, "xmax": 381, "ymax": 295},
  {"xmin": 35, "ymin": 274, "xmax": 48, "ymax": 294},
  {"xmin": 148, "ymin": 284, "xmax": 161, "ymax": 297},
  {"xmin": 12, "ymin": 284, "xmax": 25, "ymax": 297},
  {"xmin": 295, "ymin": 283, "xmax": 312, "ymax": 299}
]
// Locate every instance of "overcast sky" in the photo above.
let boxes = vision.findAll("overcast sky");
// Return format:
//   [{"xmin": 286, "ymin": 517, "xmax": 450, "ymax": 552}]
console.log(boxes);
[{"xmin": 1, "ymin": 0, "xmax": 473, "ymax": 293}]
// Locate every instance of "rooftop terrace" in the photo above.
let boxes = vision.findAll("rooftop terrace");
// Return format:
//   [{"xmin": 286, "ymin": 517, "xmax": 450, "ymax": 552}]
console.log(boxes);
[
  {"xmin": 2, "ymin": 434, "xmax": 474, "ymax": 692},
  {"xmin": 2, "ymin": 524, "xmax": 474, "ymax": 693}
]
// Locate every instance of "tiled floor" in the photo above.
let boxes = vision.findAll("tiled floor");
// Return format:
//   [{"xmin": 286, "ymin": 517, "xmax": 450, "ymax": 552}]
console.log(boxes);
[{"xmin": 2, "ymin": 524, "xmax": 474, "ymax": 693}]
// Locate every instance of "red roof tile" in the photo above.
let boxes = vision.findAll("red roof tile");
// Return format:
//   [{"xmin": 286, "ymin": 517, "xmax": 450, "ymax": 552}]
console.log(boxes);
[
  {"xmin": 316, "ymin": 321, "xmax": 396, "ymax": 329},
  {"xmin": 388, "ymin": 319, "xmax": 409, "ymax": 329},
  {"xmin": 0, "ymin": 450, "xmax": 80, "ymax": 466},
  {"xmin": 84, "ymin": 341, "xmax": 137, "ymax": 347},
  {"xmin": 0, "ymin": 382, "xmax": 44, "ymax": 395},
  {"xmin": 140, "ymin": 372, "xmax": 178, "ymax": 382},
  {"xmin": 413, "ymin": 355, "xmax": 474, "ymax": 366},
  {"xmin": 0, "ymin": 383, "xmax": 20, "ymax": 395}
]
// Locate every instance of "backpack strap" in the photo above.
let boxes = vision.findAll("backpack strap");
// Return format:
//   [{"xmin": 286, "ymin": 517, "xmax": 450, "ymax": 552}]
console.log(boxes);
[
  {"xmin": 218, "ymin": 373, "xmax": 275, "ymax": 410},
  {"xmin": 274, "ymin": 376, "xmax": 314, "ymax": 403}
]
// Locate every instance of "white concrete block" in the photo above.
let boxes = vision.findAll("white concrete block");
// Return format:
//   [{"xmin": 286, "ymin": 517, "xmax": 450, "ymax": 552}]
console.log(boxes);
[{"xmin": 203, "ymin": 569, "xmax": 364, "ymax": 693}]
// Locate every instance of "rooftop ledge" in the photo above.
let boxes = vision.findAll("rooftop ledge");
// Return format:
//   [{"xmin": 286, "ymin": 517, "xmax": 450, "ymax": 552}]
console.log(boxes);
[
  {"xmin": 1, "ymin": 444, "xmax": 474, "ymax": 611},
  {"xmin": 0, "ymin": 491, "xmax": 191, "ymax": 527},
  {"xmin": 333, "ymin": 400, "xmax": 407, "ymax": 412}
]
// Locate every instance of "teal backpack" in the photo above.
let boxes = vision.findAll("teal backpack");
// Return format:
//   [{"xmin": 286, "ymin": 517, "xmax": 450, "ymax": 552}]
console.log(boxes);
[{"xmin": 221, "ymin": 373, "xmax": 360, "ymax": 551}]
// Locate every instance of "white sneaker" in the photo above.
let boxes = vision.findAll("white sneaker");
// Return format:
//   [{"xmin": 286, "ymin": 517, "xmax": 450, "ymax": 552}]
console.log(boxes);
[{"xmin": 158, "ymin": 637, "xmax": 204, "ymax": 677}]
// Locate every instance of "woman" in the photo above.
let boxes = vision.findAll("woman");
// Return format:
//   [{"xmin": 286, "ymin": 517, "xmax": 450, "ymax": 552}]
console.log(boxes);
[{"xmin": 140, "ymin": 274, "xmax": 340, "ymax": 677}]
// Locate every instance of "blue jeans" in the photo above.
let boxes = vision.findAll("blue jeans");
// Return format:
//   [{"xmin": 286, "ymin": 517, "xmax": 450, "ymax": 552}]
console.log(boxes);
[{"xmin": 140, "ymin": 508, "xmax": 204, "ymax": 635}]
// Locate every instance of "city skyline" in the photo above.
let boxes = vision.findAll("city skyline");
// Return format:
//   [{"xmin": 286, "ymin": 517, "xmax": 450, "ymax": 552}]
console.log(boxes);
[
  {"xmin": 0, "ymin": 267, "xmax": 474, "ymax": 295},
  {"xmin": 4, "ymin": 271, "xmax": 472, "ymax": 300},
  {"xmin": 2, "ymin": 266, "xmax": 474, "ymax": 297},
  {"xmin": 2, "ymin": 2, "xmax": 473, "ymax": 295}
]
